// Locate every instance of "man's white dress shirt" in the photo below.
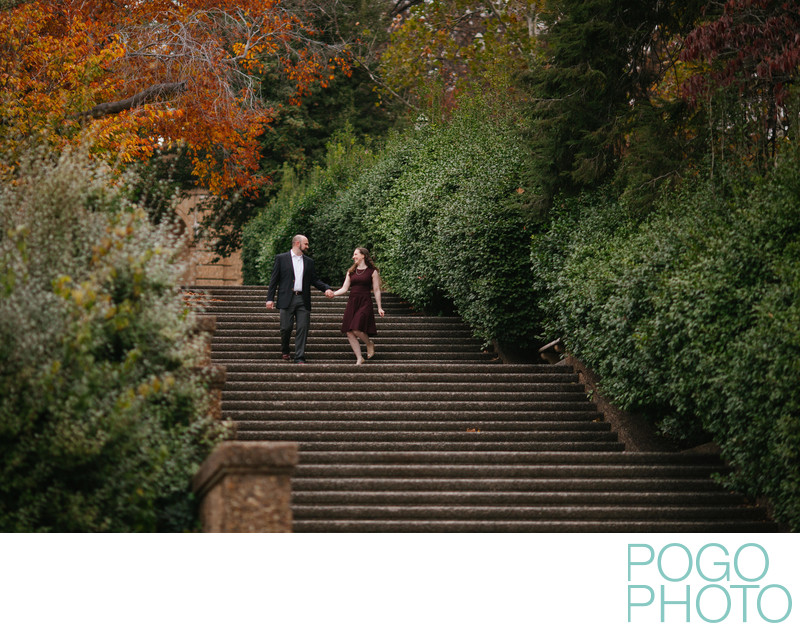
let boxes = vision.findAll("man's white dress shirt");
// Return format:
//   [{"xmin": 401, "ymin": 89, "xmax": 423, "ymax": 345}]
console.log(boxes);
[{"xmin": 291, "ymin": 252, "xmax": 304, "ymax": 292}]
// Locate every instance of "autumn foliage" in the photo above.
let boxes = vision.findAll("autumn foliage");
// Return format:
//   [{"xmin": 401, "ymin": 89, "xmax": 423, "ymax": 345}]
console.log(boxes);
[
  {"xmin": 675, "ymin": 0, "xmax": 800, "ymax": 167},
  {"xmin": 0, "ymin": 0, "xmax": 349, "ymax": 195},
  {"xmin": 681, "ymin": 0, "xmax": 800, "ymax": 106}
]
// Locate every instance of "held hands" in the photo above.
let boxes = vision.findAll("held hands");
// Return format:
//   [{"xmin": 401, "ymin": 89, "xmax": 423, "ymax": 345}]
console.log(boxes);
[{"xmin": 325, "ymin": 289, "xmax": 334, "ymax": 298}]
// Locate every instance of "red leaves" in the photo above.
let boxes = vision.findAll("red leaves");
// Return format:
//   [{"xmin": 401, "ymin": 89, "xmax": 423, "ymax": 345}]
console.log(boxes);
[{"xmin": 680, "ymin": 0, "xmax": 800, "ymax": 105}]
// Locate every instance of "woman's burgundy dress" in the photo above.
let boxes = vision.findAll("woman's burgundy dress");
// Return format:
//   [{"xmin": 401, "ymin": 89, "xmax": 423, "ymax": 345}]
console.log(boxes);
[{"xmin": 340, "ymin": 267, "xmax": 377, "ymax": 335}]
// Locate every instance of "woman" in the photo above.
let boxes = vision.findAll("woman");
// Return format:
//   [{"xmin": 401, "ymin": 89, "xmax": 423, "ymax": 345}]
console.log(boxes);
[{"xmin": 332, "ymin": 247, "xmax": 385, "ymax": 365}]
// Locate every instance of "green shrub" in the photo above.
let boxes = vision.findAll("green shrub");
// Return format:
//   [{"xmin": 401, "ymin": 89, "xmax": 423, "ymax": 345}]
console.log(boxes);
[
  {"xmin": 312, "ymin": 135, "xmax": 420, "ymax": 295},
  {"xmin": 357, "ymin": 128, "xmax": 445, "ymax": 312},
  {"xmin": 532, "ymin": 155, "xmax": 800, "ymax": 530},
  {"xmin": 0, "ymin": 149, "xmax": 226, "ymax": 532}
]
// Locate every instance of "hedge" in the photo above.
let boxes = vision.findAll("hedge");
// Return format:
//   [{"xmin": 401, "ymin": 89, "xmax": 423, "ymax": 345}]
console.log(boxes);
[
  {"xmin": 532, "ymin": 156, "xmax": 800, "ymax": 530},
  {"xmin": 241, "ymin": 132, "xmax": 378, "ymax": 286}
]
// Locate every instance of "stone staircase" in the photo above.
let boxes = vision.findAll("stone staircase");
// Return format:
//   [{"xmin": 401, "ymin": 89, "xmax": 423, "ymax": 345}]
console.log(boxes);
[{"xmin": 192, "ymin": 284, "xmax": 777, "ymax": 532}]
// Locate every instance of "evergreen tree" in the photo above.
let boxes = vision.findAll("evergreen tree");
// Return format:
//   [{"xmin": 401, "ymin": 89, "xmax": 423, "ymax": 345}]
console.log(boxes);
[{"xmin": 523, "ymin": 0, "xmax": 703, "ymax": 215}]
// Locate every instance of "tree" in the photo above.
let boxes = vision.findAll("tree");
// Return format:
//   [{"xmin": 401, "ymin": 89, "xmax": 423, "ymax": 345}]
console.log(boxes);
[
  {"xmin": 680, "ymin": 0, "xmax": 800, "ymax": 170},
  {"xmin": 0, "ymin": 0, "xmax": 350, "ymax": 195},
  {"xmin": 378, "ymin": 0, "xmax": 541, "ymax": 111},
  {"xmin": 0, "ymin": 147, "xmax": 227, "ymax": 532},
  {"xmin": 521, "ymin": 0, "xmax": 704, "ymax": 215},
  {"xmin": 193, "ymin": 0, "xmax": 406, "ymax": 255}
]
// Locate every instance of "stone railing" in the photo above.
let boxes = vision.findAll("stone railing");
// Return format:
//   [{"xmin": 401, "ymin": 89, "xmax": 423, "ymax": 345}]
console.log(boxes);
[{"xmin": 537, "ymin": 338, "xmax": 676, "ymax": 452}]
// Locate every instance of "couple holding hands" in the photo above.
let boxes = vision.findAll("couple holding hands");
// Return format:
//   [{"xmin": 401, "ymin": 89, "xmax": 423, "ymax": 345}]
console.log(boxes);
[{"xmin": 265, "ymin": 235, "xmax": 384, "ymax": 365}]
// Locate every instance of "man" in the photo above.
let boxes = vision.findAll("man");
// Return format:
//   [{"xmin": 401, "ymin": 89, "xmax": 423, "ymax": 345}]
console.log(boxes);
[{"xmin": 265, "ymin": 234, "xmax": 334, "ymax": 364}]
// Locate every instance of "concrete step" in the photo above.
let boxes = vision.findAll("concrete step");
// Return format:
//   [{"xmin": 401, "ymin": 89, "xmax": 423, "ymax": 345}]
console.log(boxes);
[
  {"xmin": 221, "ymin": 389, "xmax": 590, "ymax": 401},
  {"xmin": 211, "ymin": 342, "xmax": 485, "ymax": 353},
  {"xmin": 228, "ymin": 431, "xmax": 618, "ymax": 443},
  {"xmin": 201, "ymin": 297, "xmax": 408, "ymax": 306},
  {"xmin": 234, "ymin": 439, "xmax": 624, "ymax": 451},
  {"xmin": 213, "ymin": 330, "xmax": 475, "ymax": 341},
  {"xmin": 197, "ymin": 292, "xmax": 407, "ymax": 299},
  {"xmin": 223, "ymin": 373, "xmax": 581, "ymax": 386},
  {"xmin": 291, "ymin": 477, "xmax": 726, "ymax": 493},
  {"xmin": 211, "ymin": 351, "xmax": 493, "ymax": 362},
  {"xmin": 204, "ymin": 312, "xmax": 462, "ymax": 320},
  {"xmin": 223, "ymin": 410, "xmax": 604, "ymax": 422},
  {"xmin": 231, "ymin": 420, "xmax": 609, "ymax": 431},
  {"xmin": 293, "ymin": 490, "xmax": 746, "ymax": 506},
  {"xmin": 212, "ymin": 340, "xmax": 482, "ymax": 352},
  {"xmin": 222, "ymin": 400, "xmax": 599, "ymax": 412},
  {"xmin": 204, "ymin": 306, "xmax": 411, "ymax": 315},
  {"xmin": 209, "ymin": 323, "xmax": 478, "ymax": 336},
  {"xmin": 291, "ymin": 519, "xmax": 776, "ymax": 533},
  {"xmin": 291, "ymin": 504, "xmax": 766, "ymax": 521},
  {"xmin": 210, "ymin": 315, "xmax": 471, "ymax": 328},
  {"xmin": 211, "ymin": 333, "xmax": 480, "ymax": 343},
  {"xmin": 222, "ymin": 383, "xmax": 587, "ymax": 395},
  {"xmin": 292, "ymin": 463, "xmax": 724, "ymax": 479},
  {"xmin": 291, "ymin": 451, "xmax": 723, "ymax": 466},
  {"xmin": 219, "ymin": 363, "xmax": 576, "ymax": 375}
]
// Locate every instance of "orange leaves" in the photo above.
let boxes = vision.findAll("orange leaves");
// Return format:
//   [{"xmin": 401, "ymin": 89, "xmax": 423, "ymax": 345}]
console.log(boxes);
[
  {"xmin": 0, "ymin": 0, "xmax": 350, "ymax": 197},
  {"xmin": 0, "ymin": 3, "xmax": 121, "ymax": 158},
  {"xmin": 89, "ymin": 106, "xmax": 176, "ymax": 165}
]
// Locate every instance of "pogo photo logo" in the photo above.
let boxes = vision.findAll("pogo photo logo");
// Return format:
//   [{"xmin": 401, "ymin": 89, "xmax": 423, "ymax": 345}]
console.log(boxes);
[{"xmin": 628, "ymin": 543, "xmax": 792, "ymax": 624}]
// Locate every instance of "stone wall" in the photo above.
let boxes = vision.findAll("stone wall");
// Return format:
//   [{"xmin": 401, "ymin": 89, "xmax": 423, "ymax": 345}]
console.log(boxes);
[{"xmin": 175, "ymin": 189, "xmax": 243, "ymax": 286}]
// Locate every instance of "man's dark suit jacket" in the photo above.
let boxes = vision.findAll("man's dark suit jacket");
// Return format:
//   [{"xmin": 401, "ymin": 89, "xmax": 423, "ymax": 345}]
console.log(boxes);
[{"xmin": 266, "ymin": 251, "xmax": 330, "ymax": 310}]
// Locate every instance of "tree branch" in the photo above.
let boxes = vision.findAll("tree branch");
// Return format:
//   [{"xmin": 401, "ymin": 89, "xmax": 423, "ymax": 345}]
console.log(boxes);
[
  {"xmin": 72, "ymin": 81, "xmax": 187, "ymax": 119},
  {"xmin": 391, "ymin": 0, "xmax": 424, "ymax": 17},
  {"xmin": 349, "ymin": 54, "xmax": 421, "ymax": 112}
]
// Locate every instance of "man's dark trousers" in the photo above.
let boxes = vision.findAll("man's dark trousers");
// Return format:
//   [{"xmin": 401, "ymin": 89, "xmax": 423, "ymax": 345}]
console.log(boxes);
[{"xmin": 281, "ymin": 293, "xmax": 310, "ymax": 361}]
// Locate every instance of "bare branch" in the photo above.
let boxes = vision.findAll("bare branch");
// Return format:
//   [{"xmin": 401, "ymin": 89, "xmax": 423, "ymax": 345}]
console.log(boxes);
[
  {"xmin": 73, "ymin": 81, "xmax": 187, "ymax": 119},
  {"xmin": 349, "ymin": 53, "xmax": 420, "ymax": 112}
]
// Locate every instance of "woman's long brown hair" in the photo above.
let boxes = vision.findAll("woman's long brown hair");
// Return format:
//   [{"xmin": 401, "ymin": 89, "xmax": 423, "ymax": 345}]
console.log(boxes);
[{"xmin": 347, "ymin": 247, "xmax": 378, "ymax": 275}]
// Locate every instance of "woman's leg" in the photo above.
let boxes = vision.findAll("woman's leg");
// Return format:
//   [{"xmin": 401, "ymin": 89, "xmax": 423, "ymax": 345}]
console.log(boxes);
[
  {"xmin": 346, "ymin": 331, "xmax": 364, "ymax": 364},
  {"xmin": 353, "ymin": 330, "xmax": 375, "ymax": 358}
]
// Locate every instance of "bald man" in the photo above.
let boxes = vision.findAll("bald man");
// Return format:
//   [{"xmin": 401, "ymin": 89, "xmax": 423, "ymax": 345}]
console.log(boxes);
[{"xmin": 265, "ymin": 234, "xmax": 334, "ymax": 364}]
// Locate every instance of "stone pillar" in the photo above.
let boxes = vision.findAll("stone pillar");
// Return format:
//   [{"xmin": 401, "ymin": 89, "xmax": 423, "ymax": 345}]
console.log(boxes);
[{"xmin": 193, "ymin": 441, "xmax": 299, "ymax": 533}]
